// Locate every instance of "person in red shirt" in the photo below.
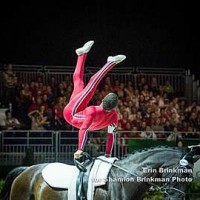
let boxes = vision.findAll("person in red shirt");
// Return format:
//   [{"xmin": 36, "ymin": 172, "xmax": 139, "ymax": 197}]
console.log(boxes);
[{"xmin": 63, "ymin": 41, "xmax": 126, "ymax": 159}]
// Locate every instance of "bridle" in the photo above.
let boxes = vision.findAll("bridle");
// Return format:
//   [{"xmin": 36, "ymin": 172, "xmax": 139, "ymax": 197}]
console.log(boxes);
[
  {"xmin": 160, "ymin": 145, "xmax": 200, "ymax": 199},
  {"xmin": 160, "ymin": 158, "xmax": 193, "ymax": 199},
  {"xmin": 95, "ymin": 156, "xmax": 188, "ymax": 198},
  {"xmin": 96, "ymin": 146, "xmax": 198, "ymax": 199}
]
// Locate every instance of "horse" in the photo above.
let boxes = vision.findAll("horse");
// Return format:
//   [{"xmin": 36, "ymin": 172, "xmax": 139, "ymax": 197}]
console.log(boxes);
[{"xmin": 0, "ymin": 145, "xmax": 199, "ymax": 200}]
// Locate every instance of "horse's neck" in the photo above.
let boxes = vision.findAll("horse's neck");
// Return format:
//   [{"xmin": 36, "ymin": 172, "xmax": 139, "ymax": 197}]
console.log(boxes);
[
  {"xmin": 115, "ymin": 148, "xmax": 183, "ymax": 176},
  {"xmin": 107, "ymin": 148, "xmax": 186, "ymax": 200},
  {"xmin": 116, "ymin": 154, "xmax": 158, "ymax": 172},
  {"xmin": 108, "ymin": 161, "xmax": 150, "ymax": 200}
]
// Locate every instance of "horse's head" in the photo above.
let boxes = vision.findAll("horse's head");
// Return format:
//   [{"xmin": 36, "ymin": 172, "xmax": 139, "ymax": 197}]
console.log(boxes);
[
  {"xmin": 160, "ymin": 145, "xmax": 200, "ymax": 200},
  {"xmin": 116, "ymin": 145, "xmax": 200, "ymax": 200}
]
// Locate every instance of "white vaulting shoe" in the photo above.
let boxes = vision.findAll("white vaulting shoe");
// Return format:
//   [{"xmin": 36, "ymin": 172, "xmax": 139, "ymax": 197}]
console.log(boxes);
[
  {"xmin": 75, "ymin": 40, "xmax": 94, "ymax": 55},
  {"xmin": 107, "ymin": 55, "xmax": 126, "ymax": 64}
]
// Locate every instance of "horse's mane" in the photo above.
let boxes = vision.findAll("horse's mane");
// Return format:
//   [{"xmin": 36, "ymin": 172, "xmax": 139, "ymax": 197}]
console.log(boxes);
[
  {"xmin": 107, "ymin": 146, "xmax": 187, "ymax": 200},
  {"xmin": 130, "ymin": 145, "xmax": 186, "ymax": 156},
  {"xmin": 117, "ymin": 145, "xmax": 186, "ymax": 166}
]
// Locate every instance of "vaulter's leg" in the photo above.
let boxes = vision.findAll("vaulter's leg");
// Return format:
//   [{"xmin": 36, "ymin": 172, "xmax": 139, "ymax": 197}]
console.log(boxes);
[
  {"xmin": 71, "ymin": 55, "xmax": 126, "ymax": 116},
  {"xmin": 70, "ymin": 40, "xmax": 94, "ymax": 100},
  {"xmin": 63, "ymin": 41, "xmax": 94, "ymax": 120}
]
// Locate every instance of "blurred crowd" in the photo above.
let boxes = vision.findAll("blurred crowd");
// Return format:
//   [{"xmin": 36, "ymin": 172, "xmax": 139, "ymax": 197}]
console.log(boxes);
[{"xmin": 0, "ymin": 64, "xmax": 200, "ymax": 146}]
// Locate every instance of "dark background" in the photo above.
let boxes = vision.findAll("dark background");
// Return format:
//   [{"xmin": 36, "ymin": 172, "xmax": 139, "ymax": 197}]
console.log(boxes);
[{"xmin": 0, "ymin": 1, "xmax": 199, "ymax": 77}]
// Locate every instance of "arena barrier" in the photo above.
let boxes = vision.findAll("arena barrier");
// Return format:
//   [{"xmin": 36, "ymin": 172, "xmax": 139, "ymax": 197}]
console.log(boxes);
[
  {"xmin": 16, "ymin": 65, "xmax": 187, "ymax": 95},
  {"xmin": 0, "ymin": 64, "xmax": 189, "ymax": 102},
  {"xmin": 2, "ymin": 64, "xmax": 200, "ymax": 104},
  {"xmin": 0, "ymin": 130, "xmax": 199, "ymax": 166}
]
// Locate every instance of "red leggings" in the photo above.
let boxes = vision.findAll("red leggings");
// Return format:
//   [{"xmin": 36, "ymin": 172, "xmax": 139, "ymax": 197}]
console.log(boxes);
[{"xmin": 63, "ymin": 53, "xmax": 116, "ymax": 120}]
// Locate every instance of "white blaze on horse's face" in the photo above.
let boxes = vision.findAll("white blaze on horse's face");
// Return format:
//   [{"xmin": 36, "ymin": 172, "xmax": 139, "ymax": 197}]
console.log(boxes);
[{"xmin": 179, "ymin": 159, "xmax": 188, "ymax": 166}]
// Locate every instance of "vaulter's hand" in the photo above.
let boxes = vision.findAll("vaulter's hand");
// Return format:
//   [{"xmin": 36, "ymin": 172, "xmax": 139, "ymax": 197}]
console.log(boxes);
[{"xmin": 74, "ymin": 150, "xmax": 83, "ymax": 159}]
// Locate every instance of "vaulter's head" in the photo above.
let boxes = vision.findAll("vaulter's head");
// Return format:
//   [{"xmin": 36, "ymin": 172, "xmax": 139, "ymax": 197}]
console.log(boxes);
[{"xmin": 102, "ymin": 93, "xmax": 118, "ymax": 111}]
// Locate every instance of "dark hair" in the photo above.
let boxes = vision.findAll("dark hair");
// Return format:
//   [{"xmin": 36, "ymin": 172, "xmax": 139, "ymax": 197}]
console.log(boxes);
[
  {"xmin": 102, "ymin": 93, "xmax": 118, "ymax": 111},
  {"xmin": 5, "ymin": 109, "xmax": 11, "ymax": 115}
]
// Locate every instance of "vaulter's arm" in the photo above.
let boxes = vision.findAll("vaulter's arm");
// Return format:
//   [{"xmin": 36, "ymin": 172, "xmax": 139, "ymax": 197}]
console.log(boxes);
[
  {"xmin": 105, "ymin": 116, "xmax": 118, "ymax": 156},
  {"xmin": 77, "ymin": 114, "xmax": 94, "ymax": 152}
]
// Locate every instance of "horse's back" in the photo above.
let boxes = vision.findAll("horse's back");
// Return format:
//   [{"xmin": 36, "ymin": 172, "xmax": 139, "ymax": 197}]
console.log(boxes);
[
  {"xmin": 10, "ymin": 164, "xmax": 47, "ymax": 200},
  {"xmin": 10, "ymin": 163, "xmax": 68, "ymax": 200},
  {"xmin": 0, "ymin": 166, "xmax": 27, "ymax": 200}
]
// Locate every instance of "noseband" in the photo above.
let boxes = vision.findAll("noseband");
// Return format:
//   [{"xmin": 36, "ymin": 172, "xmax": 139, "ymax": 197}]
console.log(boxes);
[{"xmin": 161, "ymin": 158, "xmax": 193, "ymax": 199}]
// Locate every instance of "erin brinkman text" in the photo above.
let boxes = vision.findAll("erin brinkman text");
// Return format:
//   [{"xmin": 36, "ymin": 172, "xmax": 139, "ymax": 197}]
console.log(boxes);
[{"xmin": 143, "ymin": 167, "xmax": 193, "ymax": 174}]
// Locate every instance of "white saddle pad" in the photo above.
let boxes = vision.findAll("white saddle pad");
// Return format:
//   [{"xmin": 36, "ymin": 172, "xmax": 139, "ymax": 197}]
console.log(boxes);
[
  {"xmin": 42, "ymin": 162, "xmax": 79, "ymax": 189},
  {"xmin": 42, "ymin": 156, "xmax": 118, "ymax": 200},
  {"xmin": 87, "ymin": 156, "xmax": 118, "ymax": 200}
]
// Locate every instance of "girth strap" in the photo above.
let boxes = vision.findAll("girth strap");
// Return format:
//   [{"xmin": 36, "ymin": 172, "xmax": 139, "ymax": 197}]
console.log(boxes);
[{"xmin": 76, "ymin": 158, "xmax": 94, "ymax": 200}]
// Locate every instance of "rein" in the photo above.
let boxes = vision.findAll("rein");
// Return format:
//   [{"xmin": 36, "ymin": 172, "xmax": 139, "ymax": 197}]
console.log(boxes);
[
  {"xmin": 161, "ymin": 163, "xmax": 189, "ymax": 198},
  {"xmin": 96, "ymin": 157, "xmax": 163, "ymax": 192},
  {"xmin": 161, "ymin": 147, "xmax": 198, "ymax": 198}
]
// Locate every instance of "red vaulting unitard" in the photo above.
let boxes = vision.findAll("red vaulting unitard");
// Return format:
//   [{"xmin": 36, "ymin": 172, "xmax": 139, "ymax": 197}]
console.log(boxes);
[{"xmin": 63, "ymin": 41, "xmax": 126, "ymax": 156}]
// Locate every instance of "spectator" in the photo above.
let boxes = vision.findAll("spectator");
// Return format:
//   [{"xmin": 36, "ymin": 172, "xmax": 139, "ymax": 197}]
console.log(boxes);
[
  {"xmin": 88, "ymin": 130, "xmax": 106, "ymax": 156},
  {"xmin": 104, "ymin": 76, "xmax": 113, "ymax": 91},
  {"xmin": 49, "ymin": 76, "xmax": 58, "ymax": 97},
  {"xmin": 65, "ymin": 85, "xmax": 73, "ymax": 102},
  {"xmin": 163, "ymin": 79, "xmax": 174, "ymax": 100},
  {"xmin": 131, "ymin": 126, "xmax": 142, "ymax": 138},
  {"xmin": 196, "ymin": 112, "xmax": 200, "ymax": 131},
  {"xmin": 140, "ymin": 121, "xmax": 147, "ymax": 132},
  {"xmin": 151, "ymin": 118, "xmax": 164, "ymax": 138},
  {"xmin": 57, "ymin": 82, "xmax": 67, "ymax": 97},
  {"xmin": 150, "ymin": 76, "xmax": 159, "ymax": 95},
  {"xmin": 124, "ymin": 81, "xmax": 134, "ymax": 98},
  {"xmin": 118, "ymin": 111, "xmax": 130, "ymax": 130},
  {"xmin": 28, "ymin": 96, "xmax": 48, "ymax": 113},
  {"xmin": 53, "ymin": 96, "xmax": 67, "ymax": 130},
  {"xmin": 0, "ymin": 109, "xmax": 22, "ymax": 130},
  {"xmin": 132, "ymin": 111, "xmax": 142, "ymax": 130},
  {"xmin": 19, "ymin": 83, "xmax": 32, "ymax": 107},
  {"xmin": 140, "ymin": 125, "xmax": 157, "ymax": 140},
  {"xmin": 155, "ymin": 94, "xmax": 165, "ymax": 108},
  {"xmin": 159, "ymin": 108, "xmax": 170, "ymax": 123},
  {"xmin": 185, "ymin": 126, "xmax": 199, "ymax": 139},
  {"xmin": 118, "ymin": 122, "xmax": 132, "ymax": 157},
  {"xmin": 2, "ymin": 64, "xmax": 18, "ymax": 106},
  {"xmin": 138, "ymin": 76, "xmax": 147, "ymax": 91},
  {"xmin": 116, "ymin": 82, "xmax": 125, "ymax": 98},
  {"xmin": 141, "ymin": 84, "xmax": 150, "ymax": 98},
  {"xmin": 100, "ymin": 84, "xmax": 112, "ymax": 98},
  {"xmin": 113, "ymin": 79, "xmax": 120, "ymax": 93},
  {"xmin": 176, "ymin": 137, "xmax": 184, "ymax": 148},
  {"xmin": 28, "ymin": 108, "xmax": 48, "ymax": 130},
  {"xmin": 175, "ymin": 128, "xmax": 184, "ymax": 148},
  {"xmin": 163, "ymin": 120, "xmax": 173, "ymax": 137},
  {"xmin": 188, "ymin": 112, "xmax": 198, "ymax": 129},
  {"xmin": 185, "ymin": 100, "xmax": 200, "ymax": 113},
  {"xmin": 166, "ymin": 132, "xmax": 175, "ymax": 142},
  {"xmin": 29, "ymin": 81, "xmax": 37, "ymax": 100}
]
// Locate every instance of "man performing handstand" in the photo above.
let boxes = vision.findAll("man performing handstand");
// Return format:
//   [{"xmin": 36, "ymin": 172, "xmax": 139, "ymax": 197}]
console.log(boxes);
[{"xmin": 63, "ymin": 41, "xmax": 126, "ymax": 159}]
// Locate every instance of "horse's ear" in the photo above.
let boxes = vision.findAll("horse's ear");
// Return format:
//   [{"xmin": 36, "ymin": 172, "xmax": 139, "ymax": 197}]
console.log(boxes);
[{"xmin": 186, "ymin": 146, "xmax": 200, "ymax": 164}]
